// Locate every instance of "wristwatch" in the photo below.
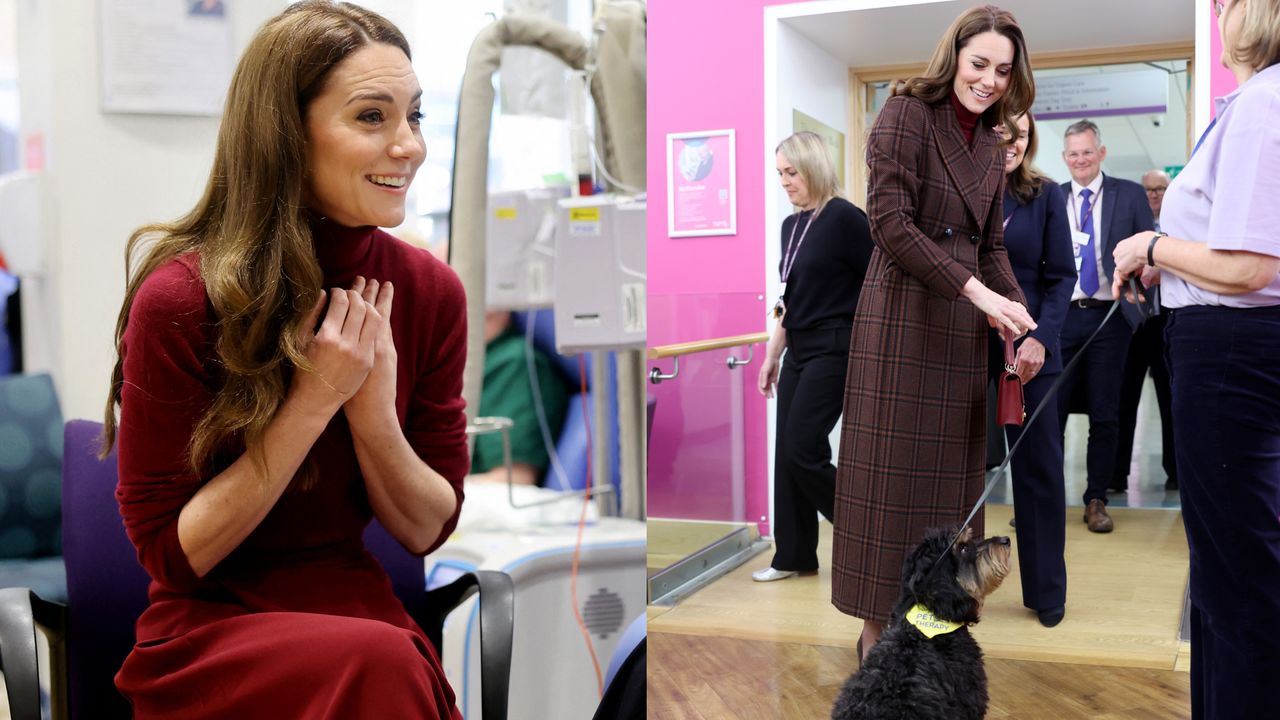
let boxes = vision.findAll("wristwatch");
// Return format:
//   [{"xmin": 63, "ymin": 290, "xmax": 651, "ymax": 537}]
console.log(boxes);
[{"xmin": 1147, "ymin": 231, "xmax": 1167, "ymax": 268}]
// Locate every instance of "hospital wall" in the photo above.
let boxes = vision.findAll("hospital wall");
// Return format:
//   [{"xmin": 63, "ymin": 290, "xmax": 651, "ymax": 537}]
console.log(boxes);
[{"xmin": 16, "ymin": 1, "xmax": 277, "ymax": 420}]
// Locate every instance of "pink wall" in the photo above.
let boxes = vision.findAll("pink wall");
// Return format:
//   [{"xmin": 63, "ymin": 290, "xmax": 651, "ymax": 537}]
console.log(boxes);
[
  {"xmin": 647, "ymin": 0, "xmax": 805, "ymax": 532},
  {"xmin": 646, "ymin": 0, "xmax": 798, "ymax": 302},
  {"xmin": 1207, "ymin": 15, "xmax": 1238, "ymax": 114}
]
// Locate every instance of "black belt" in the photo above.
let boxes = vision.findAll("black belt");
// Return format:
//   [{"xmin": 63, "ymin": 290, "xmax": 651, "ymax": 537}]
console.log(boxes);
[{"xmin": 1072, "ymin": 298, "xmax": 1114, "ymax": 309}]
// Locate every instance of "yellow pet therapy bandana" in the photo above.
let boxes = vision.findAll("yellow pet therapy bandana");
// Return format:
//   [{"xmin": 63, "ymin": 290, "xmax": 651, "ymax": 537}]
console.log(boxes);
[{"xmin": 905, "ymin": 604, "xmax": 964, "ymax": 639}]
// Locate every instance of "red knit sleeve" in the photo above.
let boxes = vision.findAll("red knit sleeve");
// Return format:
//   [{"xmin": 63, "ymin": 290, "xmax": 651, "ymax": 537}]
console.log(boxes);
[
  {"xmin": 115, "ymin": 257, "xmax": 211, "ymax": 592},
  {"xmin": 403, "ymin": 257, "xmax": 469, "ymax": 556}
]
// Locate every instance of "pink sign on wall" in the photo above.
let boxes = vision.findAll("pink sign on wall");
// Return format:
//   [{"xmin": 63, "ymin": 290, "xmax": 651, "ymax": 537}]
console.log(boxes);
[{"xmin": 666, "ymin": 129, "xmax": 737, "ymax": 237}]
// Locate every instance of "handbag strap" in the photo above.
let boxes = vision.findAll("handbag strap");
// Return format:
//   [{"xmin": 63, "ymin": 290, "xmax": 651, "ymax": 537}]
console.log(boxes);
[
  {"xmin": 1002, "ymin": 327, "xmax": 1017, "ymax": 374},
  {"xmin": 936, "ymin": 299, "xmax": 1125, "ymax": 564}
]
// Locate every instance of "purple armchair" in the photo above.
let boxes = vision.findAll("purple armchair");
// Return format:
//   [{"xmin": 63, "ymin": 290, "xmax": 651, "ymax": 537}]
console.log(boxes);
[{"xmin": 0, "ymin": 420, "xmax": 514, "ymax": 720}]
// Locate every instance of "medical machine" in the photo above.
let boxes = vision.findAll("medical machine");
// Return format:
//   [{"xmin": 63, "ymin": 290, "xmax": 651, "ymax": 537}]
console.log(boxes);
[
  {"xmin": 485, "ymin": 186, "xmax": 571, "ymax": 310},
  {"xmin": 427, "ymin": 517, "xmax": 646, "ymax": 720},
  {"xmin": 552, "ymin": 194, "xmax": 646, "ymax": 355}
]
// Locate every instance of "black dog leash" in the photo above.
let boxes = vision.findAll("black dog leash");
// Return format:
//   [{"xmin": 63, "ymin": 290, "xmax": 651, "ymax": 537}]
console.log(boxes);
[{"xmin": 943, "ymin": 282, "xmax": 1140, "ymax": 554}]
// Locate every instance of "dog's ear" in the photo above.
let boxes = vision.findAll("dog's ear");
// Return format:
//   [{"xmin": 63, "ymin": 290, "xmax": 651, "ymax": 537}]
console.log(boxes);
[
  {"xmin": 930, "ymin": 539, "xmax": 983, "ymax": 623},
  {"xmin": 900, "ymin": 527, "xmax": 953, "ymax": 601}
]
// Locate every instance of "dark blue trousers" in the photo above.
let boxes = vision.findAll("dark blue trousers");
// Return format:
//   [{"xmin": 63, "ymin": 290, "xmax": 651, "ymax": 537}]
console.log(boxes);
[
  {"xmin": 1057, "ymin": 304, "xmax": 1132, "ymax": 505},
  {"xmin": 1114, "ymin": 312, "xmax": 1177, "ymax": 485},
  {"xmin": 1004, "ymin": 371, "xmax": 1068, "ymax": 612},
  {"xmin": 1166, "ymin": 305, "xmax": 1280, "ymax": 720},
  {"xmin": 770, "ymin": 326, "xmax": 847, "ymax": 571}
]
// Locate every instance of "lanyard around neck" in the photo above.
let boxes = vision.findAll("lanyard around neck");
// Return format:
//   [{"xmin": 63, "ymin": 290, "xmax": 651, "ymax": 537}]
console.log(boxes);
[
  {"xmin": 781, "ymin": 209, "xmax": 817, "ymax": 283},
  {"xmin": 1192, "ymin": 117, "xmax": 1218, "ymax": 159}
]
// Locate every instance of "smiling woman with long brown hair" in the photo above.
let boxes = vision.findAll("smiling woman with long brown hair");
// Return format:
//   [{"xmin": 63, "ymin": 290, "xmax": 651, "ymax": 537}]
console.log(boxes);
[
  {"xmin": 830, "ymin": 4, "xmax": 1036, "ymax": 661},
  {"xmin": 102, "ymin": 3, "xmax": 468, "ymax": 717}
]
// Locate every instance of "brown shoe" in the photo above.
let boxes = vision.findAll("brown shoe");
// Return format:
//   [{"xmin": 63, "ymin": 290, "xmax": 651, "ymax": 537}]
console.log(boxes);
[{"xmin": 1083, "ymin": 499, "xmax": 1114, "ymax": 533}]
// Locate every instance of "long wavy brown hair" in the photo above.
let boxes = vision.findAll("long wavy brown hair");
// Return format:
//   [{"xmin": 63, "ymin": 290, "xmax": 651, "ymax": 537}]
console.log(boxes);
[
  {"xmin": 892, "ymin": 5, "xmax": 1035, "ymax": 142},
  {"xmin": 101, "ymin": 1, "xmax": 411, "ymax": 481}
]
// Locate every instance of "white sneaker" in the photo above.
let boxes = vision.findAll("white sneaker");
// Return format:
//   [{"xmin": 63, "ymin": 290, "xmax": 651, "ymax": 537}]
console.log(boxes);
[{"xmin": 751, "ymin": 567, "xmax": 797, "ymax": 582}]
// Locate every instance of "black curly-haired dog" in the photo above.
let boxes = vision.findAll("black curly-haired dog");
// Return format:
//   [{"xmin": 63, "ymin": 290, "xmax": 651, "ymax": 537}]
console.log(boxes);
[{"xmin": 831, "ymin": 526, "xmax": 1012, "ymax": 720}]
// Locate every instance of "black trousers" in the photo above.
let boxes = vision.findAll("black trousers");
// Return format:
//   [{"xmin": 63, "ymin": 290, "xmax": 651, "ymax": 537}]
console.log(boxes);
[
  {"xmin": 1166, "ymin": 306, "xmax": 1280, "ymax": 720},
  {"xmin": 1113, "ymin": 313, "xmax": 1176, "ymax": 485},
  {"xmin": 1056, "ymin": 304, "xmax": 1132, "ymax": 505},
  {"xmin": 1004, "ymin": 371, "xmax": 1068, "ymax": 612},
  {"xmin": 770, "ymin": 325, "xmax": 847, "ymax": 571}
]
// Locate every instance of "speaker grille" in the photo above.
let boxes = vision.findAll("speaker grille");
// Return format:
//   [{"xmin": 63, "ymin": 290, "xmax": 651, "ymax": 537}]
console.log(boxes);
[{"xmin": 582, "ymin": 588, "xmax": 626, "ymax": 640}]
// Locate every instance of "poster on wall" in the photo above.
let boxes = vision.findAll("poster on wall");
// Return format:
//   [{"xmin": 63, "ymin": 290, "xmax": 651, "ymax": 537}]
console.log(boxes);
[
  {"xmin": 100, "ymin": 0, "xmax": 234, "ymax": 116},
  {"xmin": 666, "ymin": 129, "xmax": 736, "ymax": 237},
  {"xmin": 792, "ymin": 110, "xmax": 845, "ymax": 188}
]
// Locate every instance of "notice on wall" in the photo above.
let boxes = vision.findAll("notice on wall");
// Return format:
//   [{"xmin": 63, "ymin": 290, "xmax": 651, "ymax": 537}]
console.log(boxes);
[
  {"xmin": 666, "ymin": 129, "xmax": 736, "ymax": 238},
  {"xmin": 100, "ymin": 0, "xmax": 234, "ymax": 116},
  {"xmin": 1032, "ymin": 69, "xmax": 1168, "ymax": 121}
]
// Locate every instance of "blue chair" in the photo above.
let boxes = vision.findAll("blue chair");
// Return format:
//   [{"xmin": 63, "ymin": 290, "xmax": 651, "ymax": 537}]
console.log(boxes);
[
  {"xmin": 593, "ymin": 613, "xmax": 645, "ymax": 720},
  {"xmin": 0, "ymin": 373, "xmax": 65, "ymax": 604},
  {"xmin": 511, "ymin": 310, "xmax": 621, "ymax": 495},
  {"xmin": 0, "ymin": 420, "xmax": 515, "ymax": 720}
]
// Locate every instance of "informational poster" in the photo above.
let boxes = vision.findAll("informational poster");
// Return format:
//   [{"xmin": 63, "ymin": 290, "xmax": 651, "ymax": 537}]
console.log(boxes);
[
  {"xmin": 792, "ymin": 110, "xmax": 845, "ymax": 188},
  {"xmin": 666, "ymin": 129, "xmax": 736, "ymax": 237},
  {"xmin": 100, "ymin": 0, "xmax": 234, "ymax": 116}
]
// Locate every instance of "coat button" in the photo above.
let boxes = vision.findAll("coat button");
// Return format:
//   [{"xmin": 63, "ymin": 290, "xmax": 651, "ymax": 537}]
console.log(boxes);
[
  {"xmin": 969, "ymin": 234, "xmax": 980, "ymax": 244},
  {"xmin": 943, "ymin": 228, "xmax": 953, "ymax": 237}
]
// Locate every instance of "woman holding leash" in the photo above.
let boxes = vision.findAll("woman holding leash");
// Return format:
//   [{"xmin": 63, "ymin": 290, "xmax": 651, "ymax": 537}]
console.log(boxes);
[
  {"xmin": 831, "ymin": 4, "xmax": 1036, "ymax": 661},
  {"xmin": 1113, "ymin": 0, "xmax": 1280, "ymax": 715},
  {"xmin": 992, "ymin": 110, "xmax": 1075, "ymax": 628},
  {"xmin": 755, "ymin": 131, "xmax": 873, "ymax": 582}
]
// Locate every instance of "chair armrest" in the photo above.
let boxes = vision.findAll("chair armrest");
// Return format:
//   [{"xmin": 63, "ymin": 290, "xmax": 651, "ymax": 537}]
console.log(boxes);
[
  {"xmin": 422, "ymin": 570, "xmax": 514, "ymax": 720},
  {"xmin": 0, "ymin": 587, "xmax": 66, "ymax": 720}
]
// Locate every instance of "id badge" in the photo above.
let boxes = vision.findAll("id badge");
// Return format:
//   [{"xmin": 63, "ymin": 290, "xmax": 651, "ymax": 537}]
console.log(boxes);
[{"xmin": 1070, "ymin": 230, "xmax": 1090, "ymax": 272}]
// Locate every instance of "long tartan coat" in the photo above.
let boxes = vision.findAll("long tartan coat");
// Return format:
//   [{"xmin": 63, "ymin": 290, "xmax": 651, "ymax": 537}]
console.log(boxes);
[{"xmin": 831, "ymin": 94, "xmax": 1025, "ymax": 624}]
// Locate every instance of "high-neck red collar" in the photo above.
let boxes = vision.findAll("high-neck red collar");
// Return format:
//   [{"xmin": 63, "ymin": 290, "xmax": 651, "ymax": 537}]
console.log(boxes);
[
  {"xmin": 949, "ymin": 91, "xmax": 981, "ymax": 144},
  {"xmin": 307, "ymin": 212, "xmax": 376, "ymax": 283}
]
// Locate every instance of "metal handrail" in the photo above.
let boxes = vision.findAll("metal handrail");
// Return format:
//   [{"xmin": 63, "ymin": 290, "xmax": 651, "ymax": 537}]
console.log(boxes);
[{"xmin": 647, "ymin": 332, "xmax": 769, "ymax": 384}]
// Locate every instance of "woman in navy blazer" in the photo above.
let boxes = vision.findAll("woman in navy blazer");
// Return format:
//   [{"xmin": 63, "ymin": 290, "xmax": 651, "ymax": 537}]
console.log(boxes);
[{"xmin": 993, "ymin": 111, "xmax": 1075, "ymax": 627}]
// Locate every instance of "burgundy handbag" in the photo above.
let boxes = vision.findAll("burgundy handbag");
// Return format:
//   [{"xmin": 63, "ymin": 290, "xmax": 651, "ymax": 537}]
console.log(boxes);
[{"xmin": 997, "ymin": 328, "xmax": 1025, "ymax": 427}]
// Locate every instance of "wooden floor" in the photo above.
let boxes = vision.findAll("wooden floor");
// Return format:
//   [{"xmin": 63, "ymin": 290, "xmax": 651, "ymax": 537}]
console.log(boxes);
[
  {"xmin": 650, "ymin": 504, "xmax": 1189, "ymax": 670},
  {"xmin": 650, "ymin": 632, "xmax": 1192, "ymax": 719},
  {"xmin": 650, "ymin": 503, "xmax": 1193, "ymax": 717}
]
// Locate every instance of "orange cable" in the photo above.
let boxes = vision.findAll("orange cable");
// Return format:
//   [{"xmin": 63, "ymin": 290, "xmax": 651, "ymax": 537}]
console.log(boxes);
[{"xmin": 569, "ymin": 353, "xmax": 604, "ymax": 696}]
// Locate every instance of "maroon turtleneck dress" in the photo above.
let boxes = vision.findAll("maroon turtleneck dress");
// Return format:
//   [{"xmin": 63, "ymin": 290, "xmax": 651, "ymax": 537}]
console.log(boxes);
[
  {"xmin": 949, "ymin": 89, "xmax": 980, "ymax": 145},
  {"xmin": 113, "ymin": 216, "xmax": 468, "ymax": 719}
]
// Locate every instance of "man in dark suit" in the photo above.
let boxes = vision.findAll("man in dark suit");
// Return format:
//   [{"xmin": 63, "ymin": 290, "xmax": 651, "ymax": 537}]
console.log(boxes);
[
  {"xmin": 1111, "ymin": 170, "xmax": 1177, "ymax": 494},
  {"xmin": 1056, "ymin": 120, "xmax": 1154, "ymax": 533}
]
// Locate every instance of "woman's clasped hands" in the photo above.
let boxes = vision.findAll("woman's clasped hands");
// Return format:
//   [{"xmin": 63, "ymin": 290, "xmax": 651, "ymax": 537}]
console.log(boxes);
[{"xmin": 292, "ymin": 276, "xmax": 397, "ymax": 422}]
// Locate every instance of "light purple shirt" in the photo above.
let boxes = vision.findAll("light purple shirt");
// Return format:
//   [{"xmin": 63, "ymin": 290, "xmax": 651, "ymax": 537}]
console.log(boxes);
[{"xmin": 1161, "ymin": 63, "xmax": 1280, "ymax": 309}]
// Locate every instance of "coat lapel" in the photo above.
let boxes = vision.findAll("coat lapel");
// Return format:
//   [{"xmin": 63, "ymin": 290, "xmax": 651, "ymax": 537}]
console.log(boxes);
[
  {"xmin": 1102, "ymin": 174, "xmax": 1119, "ymax": 275},
  {"xmin": 931, "ymin": 101, "xmax": 997, "ymax": 228}
]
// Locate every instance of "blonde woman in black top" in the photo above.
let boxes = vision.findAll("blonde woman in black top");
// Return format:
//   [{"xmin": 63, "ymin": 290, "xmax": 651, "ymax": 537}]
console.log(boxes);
[{"xmin": 754, "ymin": 131, "xmax": 874, "ymax": 582}]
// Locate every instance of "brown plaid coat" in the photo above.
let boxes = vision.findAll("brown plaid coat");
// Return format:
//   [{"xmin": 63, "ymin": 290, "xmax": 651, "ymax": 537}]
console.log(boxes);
[{"xmin": 831, "ymin": 95, "xmax": 1024, "ymax": 624}]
